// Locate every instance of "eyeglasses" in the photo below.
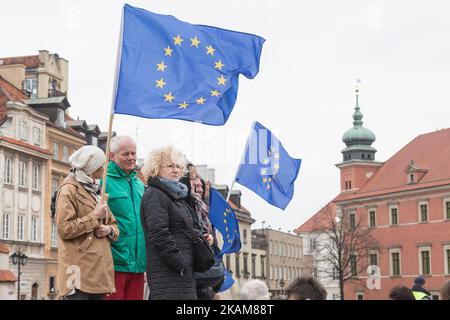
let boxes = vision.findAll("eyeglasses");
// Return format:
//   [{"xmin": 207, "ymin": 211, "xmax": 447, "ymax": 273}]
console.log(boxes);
[{"xmin": 161, "ymin": 164, "xmax": 182, "ymax": 169}]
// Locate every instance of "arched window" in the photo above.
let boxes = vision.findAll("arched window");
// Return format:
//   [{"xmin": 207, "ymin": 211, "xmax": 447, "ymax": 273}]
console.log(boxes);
[{"xmin": 31, "ymin": 282, "xmax": 39, "ymax": 300}]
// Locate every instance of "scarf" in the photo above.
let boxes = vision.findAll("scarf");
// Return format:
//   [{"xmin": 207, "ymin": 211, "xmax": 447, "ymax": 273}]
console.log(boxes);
[
  {"xmin": 71, "ymin": 168, "xmax": 101, "ymax": 202},
  {"xmin": 192, "ymin": 194, "xmax": 212, "ymax": 234},
  {"xmin": 158, "ymin": 177, "xmax": 188, "ymax": 199}
]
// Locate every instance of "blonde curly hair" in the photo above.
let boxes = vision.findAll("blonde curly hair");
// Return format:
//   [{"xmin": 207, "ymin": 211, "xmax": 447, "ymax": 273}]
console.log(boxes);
[{"xmin": 142, "ymin": 146, "xmax": 187, "ymax": 180}]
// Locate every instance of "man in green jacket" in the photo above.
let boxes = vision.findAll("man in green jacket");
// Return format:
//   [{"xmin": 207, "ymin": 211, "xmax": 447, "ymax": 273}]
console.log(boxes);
[{"xmin": 103, "ymin": 136, "xmax": 146, "ymax": 300}]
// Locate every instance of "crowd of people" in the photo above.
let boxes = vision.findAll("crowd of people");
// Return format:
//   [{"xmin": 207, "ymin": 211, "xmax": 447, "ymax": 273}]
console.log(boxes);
[{"xmin": 54, "ymin": 136, "xmax": 450, "ymax": 300}]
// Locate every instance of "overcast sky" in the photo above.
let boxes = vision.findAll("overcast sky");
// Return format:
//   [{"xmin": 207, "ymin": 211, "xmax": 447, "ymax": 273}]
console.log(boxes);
[{"xmin": 2, "ymin": 0, "xmax": 450, "ymax": 232}]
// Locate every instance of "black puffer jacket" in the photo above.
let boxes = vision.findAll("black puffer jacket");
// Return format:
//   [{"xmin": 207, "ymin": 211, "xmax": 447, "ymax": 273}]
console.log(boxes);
[{"xmin": 141, "ymin": 177, "xmax": 200, "ymax": 300}]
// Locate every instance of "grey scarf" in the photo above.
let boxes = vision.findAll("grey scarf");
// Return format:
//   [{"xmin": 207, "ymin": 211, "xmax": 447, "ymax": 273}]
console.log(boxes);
[{"xmin": 158, "ymin": 177, "xmax": 188, "ymax": 199}]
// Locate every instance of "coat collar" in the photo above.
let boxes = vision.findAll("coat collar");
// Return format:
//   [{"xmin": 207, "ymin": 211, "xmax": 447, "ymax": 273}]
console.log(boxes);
[
  {"xmin": 61, "ymin": 175, "xmax": 97, "ymax": 209},
  {"xmin": 107, "ymin": 161, "xmax": 136, "ymax": 179}
]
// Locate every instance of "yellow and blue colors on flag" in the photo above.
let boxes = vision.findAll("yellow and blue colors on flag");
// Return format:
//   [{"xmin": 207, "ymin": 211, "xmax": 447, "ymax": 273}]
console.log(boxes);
[
  {"xmin": 209, "ymin": 188, "xmax": 241, "ymax": 258},
  {"xmin": 235, "ymin": 121, "xmax": 302, "ymax": 210},
  {"xmin": 114, "ymin": 4, "xmax": 265, "ymax": 126}
]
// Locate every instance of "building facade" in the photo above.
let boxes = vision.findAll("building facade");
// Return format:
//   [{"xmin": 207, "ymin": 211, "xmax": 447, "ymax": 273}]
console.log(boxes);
[{"xmin": 296, "ymin": 89, "xmax": 450, "ymax": 299}]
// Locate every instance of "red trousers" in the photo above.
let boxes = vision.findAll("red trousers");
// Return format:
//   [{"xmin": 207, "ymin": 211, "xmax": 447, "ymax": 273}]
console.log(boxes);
[{"xmin": 105, "ymin": 272, "xmax": 145, "ymax": 300}]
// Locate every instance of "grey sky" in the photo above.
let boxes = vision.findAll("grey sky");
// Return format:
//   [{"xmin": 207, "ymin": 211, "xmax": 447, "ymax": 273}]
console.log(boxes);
[{"xmin": 2, "ymin": 0, "xmax": 450, "ymax": 232}]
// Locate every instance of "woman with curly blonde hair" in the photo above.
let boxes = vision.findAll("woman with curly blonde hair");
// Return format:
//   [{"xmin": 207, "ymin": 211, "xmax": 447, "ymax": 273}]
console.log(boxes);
[{"xmin": 140, "ymin": 146, "xmax": 212, "ymax": 300}]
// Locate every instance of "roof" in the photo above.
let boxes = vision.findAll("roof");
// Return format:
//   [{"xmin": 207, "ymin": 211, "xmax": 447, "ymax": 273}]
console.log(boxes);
[
  {"xmin": 25, "ymin": 97, "xmax": 71, "ymax": 109},
  {"xmin": 334, "ymin": 128, "xmax": 450, "ymax": 202},
  {"xmin": 0, "ymin": 270, "xmax": 17, "ymax": 282},
  {"xmin": 0, "ymin": 55, "xmax": 40, "ymax": 68},
  {"xmin": 46, "ymin": 121, "xmax": 87, "ymax": 140},
  {"xmin": 0, "ymin": 136, "xmax": 52, "ymax": 155},
  {"xmin": 0, "ymin": 244, "xmax": 10, "ymax": 254},
  {"xmin": 294, "ymin": 202, "xmax": 336, "ymax": 233},
  {"xmin": 228, "ymin": 199, "xmax": 250, "ymax": 214},
  {"xmin": 0, "ymin": 75, "xmax": 28, "ymax": 125}
]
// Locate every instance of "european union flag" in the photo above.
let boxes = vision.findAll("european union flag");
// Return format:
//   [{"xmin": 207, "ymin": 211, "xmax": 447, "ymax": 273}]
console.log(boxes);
[
  {"xmin": 114, "ymin": 4, "xmax": 265, "ymax": 125},
  {"xmin": 209, "ymin": 188, "xmax": 241, "ymax": 258},
  {"xmin": 218, "ymin": 269, "xmax": 235, "ymax": 293},
  {"xmin": 235, "ymin": 121, "xmax": 302, "ymax": 210}
]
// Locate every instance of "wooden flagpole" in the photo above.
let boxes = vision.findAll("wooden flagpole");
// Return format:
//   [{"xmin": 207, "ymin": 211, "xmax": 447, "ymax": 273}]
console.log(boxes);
[
  {"xmin": 101, "ymin": 4, "xmax": 125, "ymax": 202},
  {"xmin": 226, "ymin": 121, "xmax": 256, "ymax": 202}
]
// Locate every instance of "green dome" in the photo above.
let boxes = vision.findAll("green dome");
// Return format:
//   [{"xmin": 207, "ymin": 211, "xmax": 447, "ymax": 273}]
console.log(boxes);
[{"xmin": 342, "ymin": 126, "xmax": 376, "ymax": 144}]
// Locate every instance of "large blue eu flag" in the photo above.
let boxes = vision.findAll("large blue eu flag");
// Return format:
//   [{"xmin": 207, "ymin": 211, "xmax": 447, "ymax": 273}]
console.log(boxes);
[
  {"xmin": 114, "ymin": 4, "xmax": 265, "ymax": 125},
  {"xmin": 209, "ymin": 188, "xmax": 241, "ymax": 258},
  {"xmin": 235, "ymin": 121, "xmax": 302, "ymax": 210}
]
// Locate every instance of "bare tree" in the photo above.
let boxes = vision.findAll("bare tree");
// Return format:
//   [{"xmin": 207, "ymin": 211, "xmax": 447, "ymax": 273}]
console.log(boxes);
[{"xmin": 312, "ymin": 204, "xmax": 379, "ymax": 300}]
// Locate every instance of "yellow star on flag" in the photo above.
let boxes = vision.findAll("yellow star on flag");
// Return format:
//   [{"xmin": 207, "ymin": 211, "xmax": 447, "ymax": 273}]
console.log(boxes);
[
  {"xmin": 164, "ymin": 92, "xmax": 175, "ymax": 103},
  {"xmin": 164, "ymin": 46, "xmax": 173, "ymax": 56},
  {"xmin": 216, "ymin": 75, "xmax": 227, "ymax": 86},
  {"xmin": 263, "ymin": 158, "xmax": 270, "ymax": 165},
  {"xmin": 224, "ymin": 219, "xmax": 227, "ymax": 224},
  {"xmin": 156, "ymin": 61, "xmax": 167, "ymax": 72},
  {"xmin": 214, "ymin": 60, "xmax": 225, "ymax": 70},
  {"xmin": 206, "ymin": 45, "xmax": 216, "ymax": 56},
  {"xmin": 263, "ymin": 177, "xmax": 267, "ymax": 183},
  {"xmin": 261, "ymin": 168, "xmax": 268, "ymax": 175},
  {"xmin": 274, "ymin": 164, "xmax": 280, "ymax": 171},
  {"xmin": 268, "ymin": 177, "xmax": 272, "ymax": 182},
  {"xmin": 190, "ymin": 36, "xmax": 201, "ymax": 48},
  {"xmin": 179, "ymin": 101, "xmax": 189, "ymax": 109},
  {"xmin": 196, "ymin": 97, "xmax": 206, "ymax": 105},
  {"xmin": 155, "ymin": 78, "xmax": 167, "ymax": 89},
  {"xmin": 173, "ymin": 35, "xmax": 184, "ymax": 46},
  {"xmin": 211, "ymin": 90, "xmax": 220, "ymax": 97},
  {"xmin": 225, "ymin": 227, "xmax": 229, "ymax": 232},
  {"xmin": 274, "ymin": 153, "xmax": 280, "ymax": 159}
]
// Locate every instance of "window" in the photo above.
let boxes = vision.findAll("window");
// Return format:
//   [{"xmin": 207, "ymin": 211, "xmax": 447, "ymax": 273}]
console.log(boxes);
[
  {"xmin": 19, "ymin": 161, "xmax": 27, "ymax": 187},
  {"xmin": 251, "ymin": 254, "xmax": 256, "ymax": 277},
  {"xmin": 431, "ymin": 294, "xmax": 440, "ymax": 300},
  {"xmin": 271, "ymin": 266, "xmax": 274, "ymax": 280},
  {"xmin": 269, "ymin": 240, "xmax": 273, "ymax": 255},
  {"xmin": 19, "ymin": 120, "xmax": 28, "ymax": 140},
  {"xmin": 243, "ymin": 229, "xmax": 247, "ymax": 245},
  {"xmin": 349, "ymin": 212, "xmax": 356, "ymax": 229},
  {"xmin": 369, "ymin": 210, "xmax": 376, "ymax": 228},
  {"xmin": 361, "ymin": 154, "xmax": 365, "ymax": 159},
  {"xmin": 24, "ymin": 78, "xmax": 37, "ymax": 98},
  {"xmin": 32, "ymin": 127, "xmax": 41, "ymax": 146},
  {"xmin": 49, "ymin": 276, "xmax": 56, "ymax": 295},
  {"xmin": 4, "ymin": 157, "xmax": 12, "ymax": 184},
  {"xmin": 409, "ymin": 174, "xmax": 415, "ymax": 183},
  {"xmin": 313, "ymin": 267, "xmax": 318, "ymax": 278},
  {"xmin": 53, "ymin": 142, "xmax": 59, "ymax": 160},
  {"xmin": 52, "ymin": 178, "xmax": 59, "ymax": 194},
  {"xmin": 260, "ymin": 256, "xmax": 265, "ymax": 278},
  {"xmin": 419, "ymin": 248, "xmax": 431, "ymax": 275},
  {"xmin": 235, "ymin": 253, "xmax": 240, "ymax": 278},
  {"xmin": 332, "ymin": 294, "xmax": 339, "ymax": 300},
  {"xmin": 445, "ymin": 247, "xmax": 450, "ymax": 275},
  {"xmin": 17, "ymin": 215, "xmax": 24, "ymax": 240},
  {"xmin": 51, "ymin": 220, "xmax": 57, "ymax": 248},
  {"xmin": 92, "ymin": 136, "xmax": 98, "ymax": 147},
  {"xmin": 332, "ymin": 267, "xmax": 338, "ymax": 280},
  {"xmin": 390, "ymin": 250, "xmax": 401, "ymax": 276},
  {"xmin": 390, "ymin": 207, "xmax": 399, "ymax": 225},
  {"xmin": 62, "ymin": 146, "xmax": 69, "ymax": 162},
  {"xmin": 350, "ymin": 254, "xmax": 357, "ymax": 277},
  {"xmin": 310, "ymin": 238, "xmax": 316, "ymax": 250},
  {"xmin": 369, "ymin": 252, "xmax": 378, "ymax": 266},
  {"xmin": 349, "ymin": 181, "xmax": 352, "ymax": 189},
  {"xmin": 31, "ymin": 282, "xmax": 39, "ymax": 300},
  {"xmin": 32, "ymin": 165, "xmax": 40, "ymax": 190},
  {"xmin": 243, "ymin": 253, "xmax": 249, "ymax": 278},
  {"xmin": 31, "ymin": 217, "xmax": 38, "ymax": 242},
  {"xmin": 444, "ymin": 200, "xmax": 450, "ymax": 220},
  {"xmin": 356, "ymin": 292, "xmax": 364, "ymax": 300},
  {"xmin": 420, "ymin": 203, "xmax": 428, "ymax": 222},
  {"xmin": 2, "ymin": 213, "xmax": 10, "ymax": 239}
]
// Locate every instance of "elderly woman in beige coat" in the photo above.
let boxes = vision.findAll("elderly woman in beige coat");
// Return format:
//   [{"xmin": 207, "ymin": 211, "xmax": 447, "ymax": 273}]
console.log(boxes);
[{"xmin": 56, "ymin": 145, "xmax": 119, "ymax": 300}]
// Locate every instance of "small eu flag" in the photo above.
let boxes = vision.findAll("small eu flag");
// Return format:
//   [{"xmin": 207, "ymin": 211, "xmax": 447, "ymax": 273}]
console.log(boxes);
[
  {"xmin": 114, "ymin": 4, "xmax": 265, "ymax": 125},
  {"xmin": 209, "ymin": 188, "xmax": 241, "ymax": 258},
  {"xmin": 218, "ymin": 269, "xmax": 235, "ymax": 293},
  {"xmin": 235, "ymin": 121, "xmax": 302, "ymax": 210}
]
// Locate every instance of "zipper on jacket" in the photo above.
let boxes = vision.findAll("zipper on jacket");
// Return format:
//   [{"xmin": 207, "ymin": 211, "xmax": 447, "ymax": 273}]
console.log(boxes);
[{"xmin": 127, "ymin": 175, "xmax": 139, "ymax": 273}]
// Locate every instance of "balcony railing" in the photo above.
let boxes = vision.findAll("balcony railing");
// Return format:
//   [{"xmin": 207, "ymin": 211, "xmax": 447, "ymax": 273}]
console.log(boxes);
[{"xmin": 48, "ymin": 89, "xmax": 66, "ymax": 97}]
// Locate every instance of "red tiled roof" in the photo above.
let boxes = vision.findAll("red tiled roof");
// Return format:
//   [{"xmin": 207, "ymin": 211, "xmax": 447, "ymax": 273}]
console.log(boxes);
[
  {"xmin": 334, "ymin": 128, "xmax": 450, "ymax": 202},
  {"xmin": 0, "ymin": 270, "xmax": 17, "ymax": 282},
  {"xmin": 227, "ymin": 199, "xmax": 251, "ymax": 214},
  {"xmin": 0, "ymin": 75, "xmax": 28, "ymax": 124},
  {"xmin": 0, "ymin": 136, "xmax": 52, "ymax": 155},
  {"xmin": 0, "ymin": 55, "xmax": 40, "ymax": 68},
  {"xmin": 0, "ymin": 244, "xmax": 10, "ymax": 254},
  {"xmin": 294, "ymin": 202, "xmax": 336, "ymax": 233}
]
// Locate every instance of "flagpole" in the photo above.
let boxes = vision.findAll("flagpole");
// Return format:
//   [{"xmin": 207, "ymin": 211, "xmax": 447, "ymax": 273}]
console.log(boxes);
[
  {"xmin": 101, "ymin": 4, "xmax": 125, "ymax": 201},
  {"xmin": 226, "ymin": 121, "xmax": 256, "ymax": 201}
]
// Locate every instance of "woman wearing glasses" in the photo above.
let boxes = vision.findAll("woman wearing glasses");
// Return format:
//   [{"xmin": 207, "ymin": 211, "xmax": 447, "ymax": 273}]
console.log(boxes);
[{"xmin": 140, "ymin": 146, "xmax": 213, "ymax": 300}]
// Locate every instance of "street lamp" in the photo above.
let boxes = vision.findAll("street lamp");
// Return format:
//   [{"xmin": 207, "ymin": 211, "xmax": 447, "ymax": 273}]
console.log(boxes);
[{"xmin": 11, "ymin": 248, "xmax": 28, "ymax": 300}]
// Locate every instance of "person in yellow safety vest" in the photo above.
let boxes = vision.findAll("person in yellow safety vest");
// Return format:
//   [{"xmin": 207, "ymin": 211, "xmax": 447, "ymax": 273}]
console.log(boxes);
[{"xmin": 411, "ymin": 276, "xmax": 432, "ymax": 300}]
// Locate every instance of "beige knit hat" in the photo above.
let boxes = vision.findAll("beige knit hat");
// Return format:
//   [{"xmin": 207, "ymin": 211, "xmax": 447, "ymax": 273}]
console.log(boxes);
[{"xmin": 69, "ymin": 145, "xmax": 106, "ymax": 175}]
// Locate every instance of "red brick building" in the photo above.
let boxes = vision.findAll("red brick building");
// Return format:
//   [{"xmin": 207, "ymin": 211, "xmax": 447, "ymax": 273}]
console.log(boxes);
[{"xmin": 296, "ymin": 90, "xmax": 450, "ymax": 300}]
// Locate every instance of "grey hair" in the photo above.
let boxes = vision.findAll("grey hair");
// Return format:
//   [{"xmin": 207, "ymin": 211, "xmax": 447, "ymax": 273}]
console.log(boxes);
[
  {"xmin": 240, "ymin": 279, "xmax": 270, "ymax": 300},
  {"xmin": 110, "ymin": 136, "xmax": 136, "ymax": 153}
]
